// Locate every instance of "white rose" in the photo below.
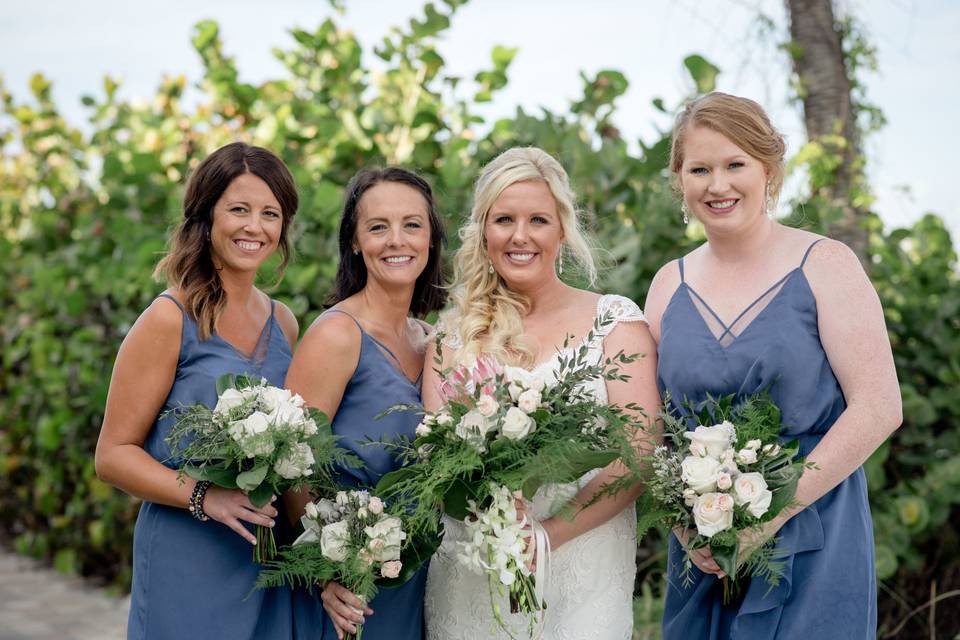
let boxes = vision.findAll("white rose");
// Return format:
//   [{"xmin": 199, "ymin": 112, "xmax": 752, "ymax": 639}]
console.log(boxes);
[
  {"xmin": 501, "ymin": 406, "xmax": 535, "ymax": 440},
  {"xmin": 232, "ymin": 411, "xmax": 275, "ymax": 457},
  {"xmin": 320, "ymin": 520, "xmax": 350, "ymax": 561},
  {"xmin": 381, "ymin": 560, "xmax": 402, "ymax": 579},
  {"xmin": 301, "ymin": 418, "xmax": 318, "ymax": 436},
  {"xmin": 737, "ymin": 448, "xmax": 758, "ymax": 465},
  {"xmin": 692, "ymin": 492, "xmax": 735, "ymax": 537},
  {"xmin": 260, "ymin": 386, "xmax": 293, "ymax": 414},
  {"xmin": 762, "ymin": 443, "xmax": 781, "ymax": 457},
  {"xmin": 368, "ymin": 496, "xmax": 384, "ymax": 515},
  {"xmin": 273, "ymin": 442, "xmax": 315, "ymax": 479},
  {"xmin": 680, "ymin": 455, "xmax": 722, "ymax": 494},
  {"xmin": 716, "ymin": 493, "xmax": 735, "ymax": 512},
  {"xmin": 289, "ymin": 393, "xmax": 306, "ymax": 408},
  {"xmin": 436, "ymin": 413, "xmax": 454, "ymax": 427},
  {"xmin": 357, "ymin": 507, "xmax": 369, "ymax": 520},
  {"xmin": 683, "ymin": 421, "xmax": 736, "ymax": 459},
  {"xmin": 214, "ymin": 388, "xmax": 247, "ymax": 415},
  {"xmin": 271, "ymin": 401, "xmax": 305, "ymax": 428},
  {"xmin": 415, "ymin": 421, "xmax": 432, "ymax": 437},
  {"xmin": 335, "ymin": 491, "xmax": 349, "ymax": 506},
  {"xmin": 732, "ymin": 472, "xmax": 773, "ymax": 518},
  {"xmin": 682, "ymin": 488, "xmax": 697, "ymax": 507},
  {"xmin": 516, "ymin": 388, "xmax": 542, "ymax": 414},
  {"xmin": 745, "ymin": 439, "xmax": 762, "ymax": 450},
  {"xmin": 304, "ymin": 501, "xmax": 319, "ymax": 521},
  {"xmin": 476, "ymin": 394, "xmax": 499, "ymax": 418},
  {"xmin": 716, "ymin": 472, "xmax": 733, "ymax": 491},
  {"xmin": 691, "ymin": 442, "xmax": 708, "ymax": 457},
  {"xmin": 364, "ymin": 516, "xmax": 406, "ymax": 561},
  {"xmin": 455, "ymin": 409, "xmax": 494, "ymax": 441},
  {"xmin": 242, "ymin": 411, "xmax": 272, "ymax": 435}
]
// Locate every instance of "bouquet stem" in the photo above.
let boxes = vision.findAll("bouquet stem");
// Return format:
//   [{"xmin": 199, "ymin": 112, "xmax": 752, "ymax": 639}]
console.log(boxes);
[
  {"xmin": 254, "ymin": 524, "xmax": 277, "ymax": 564},
  {"xmin": 344, "ymin": 588, "xmax": 368, "ymax": 640}
]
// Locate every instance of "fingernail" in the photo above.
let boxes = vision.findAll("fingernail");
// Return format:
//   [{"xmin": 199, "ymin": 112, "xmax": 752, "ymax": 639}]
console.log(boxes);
[
  {"xmin": 268, "ymin": 520, "xmax": 275, "ymax": 527},
  {"xmin": 270, "ymin": 495, "xmax": 277, "ymax": 502}
]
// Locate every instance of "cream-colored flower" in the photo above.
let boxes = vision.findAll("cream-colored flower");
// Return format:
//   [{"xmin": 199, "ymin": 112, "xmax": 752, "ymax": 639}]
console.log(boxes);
[
  {"xmin": 683, "ymin": 421, "xmax": 736, "ymax": 459},
  {"xmin": 732, "ymin": 472, "xmax": 773, "ymax": 518},
  {"xmin": 476, "ymin": 394, "xmax": 499, "ymax": 417},
  {"xmin": 501, "ymin": 406, "xmax": 535, "ymax": 440},
  {"xmin": 692, "ymin": 492, "xmax": 734, "ymax": 537},
  {"xmin": 680, "ymin": 455, "xmax": 722, "ymax": 494}
]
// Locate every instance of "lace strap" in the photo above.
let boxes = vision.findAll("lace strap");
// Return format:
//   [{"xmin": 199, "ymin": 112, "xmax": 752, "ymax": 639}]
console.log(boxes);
[
  {"xmin": 589, "ymin": 294, "xmax": 646, "ymax": 344},
  {"xmin": 434, "ymin": 313, "xmax": 463, "ymax": 349}
]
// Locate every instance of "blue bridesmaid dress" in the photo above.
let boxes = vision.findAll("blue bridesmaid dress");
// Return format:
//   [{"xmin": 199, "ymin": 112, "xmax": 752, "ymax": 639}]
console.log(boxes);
[
  {"xmin": 657, "ymin": 240, "xmax": 877, "ymax": 639},
  {"xmin": 305, "ymin": 309, "xmax": 428, "ymax": 640},
  {"xmin": 128, "ymin": 293, "xmax": 320, "ymax": 640}
]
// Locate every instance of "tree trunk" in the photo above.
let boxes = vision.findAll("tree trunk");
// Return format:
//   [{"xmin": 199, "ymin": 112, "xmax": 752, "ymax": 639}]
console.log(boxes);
[{"xmin": 786, "ymin": 0, "xmax": 869, "ymax": 264}]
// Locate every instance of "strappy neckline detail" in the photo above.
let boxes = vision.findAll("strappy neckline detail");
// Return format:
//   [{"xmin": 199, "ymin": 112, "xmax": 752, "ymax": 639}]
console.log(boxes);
[
  {"xmin": 324, "ymin": 309, "xmax": 423, "ymax": 386},
  {"xmin": 674, "ymin": 239, "xmax": 822, "ymax": 349},
  {"xmin": 159, "ymin": 292, "xmax": 277, "ymax": 362}
]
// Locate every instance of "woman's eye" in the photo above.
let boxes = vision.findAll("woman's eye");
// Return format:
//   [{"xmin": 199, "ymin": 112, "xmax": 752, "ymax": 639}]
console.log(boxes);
[
  {"xmin": 690, "ymin": 167, "xmax": 708, "ymax": 176},
  {"xmin": 405, "ymin": 221, "xmax": 423, "ymax": 229},
  {"xmin": 729, "ymin": 162, "xmax": 745, "ymax": 170},
  {"xmin": 370, "ymin": 224, "xmax": 387, "ymax": 233},
  {"xmin": 264, "ymin": 210, "xmax": 281, "ymax": 218},
  {"xmin": 230, "ymin": 206, "xmax": 248, "ymax": 214},
  {"xmin": 532, "ymin": 215, "xmax": 549, "ymax": 224},
  {"xmin": 494, "ymin": 216, "xmax": 512, "ymax": 224}
]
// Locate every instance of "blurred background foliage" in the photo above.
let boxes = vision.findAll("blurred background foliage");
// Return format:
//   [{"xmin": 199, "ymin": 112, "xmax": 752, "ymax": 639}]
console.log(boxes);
[{"xmin": 0, "ymin": 1, "xmax": 956, "ymax": 637}]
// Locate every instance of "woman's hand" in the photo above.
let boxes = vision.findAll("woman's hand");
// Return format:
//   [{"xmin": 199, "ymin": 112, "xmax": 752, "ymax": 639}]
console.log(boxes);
[
  {"xmin": 673, "ymin": 527, "xmax": 725, "ymax": 578},
  {"xmin": 200, "ymin": 486, "xmax": 277, "ymax": 545},
  {"xmin": 321, "ymin": 581, "xmax": 374, "ymax": 640}
]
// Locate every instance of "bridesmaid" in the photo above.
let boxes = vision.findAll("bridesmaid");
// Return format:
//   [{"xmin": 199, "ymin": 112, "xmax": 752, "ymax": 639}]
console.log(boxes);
[
  {"xmin": 95, "ymin": 142, "xmax": 303, "ymax": 639},
  {"xmin": 283, "ymin": 167, "xmax": 446, "ymax": 640},
  {"xmin": 644, "ymin": 92, "xmax": 902, "ymax": 638}
]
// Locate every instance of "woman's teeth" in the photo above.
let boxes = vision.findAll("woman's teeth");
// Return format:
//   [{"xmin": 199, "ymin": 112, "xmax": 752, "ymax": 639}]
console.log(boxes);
[
  {"xmin": 707, "ymin": 199, "xmax": 738, "ymax": 209},
  {"xmin": 384, "ymin": 256, "xmax": 413, "ymax": 264},
  {"xmin": 507, "ymin": 252, "xmax": 535, "ymax": 263},
  {"xmin": 235, "ymin": 240, "xmax": 262, "ymax": 251}
]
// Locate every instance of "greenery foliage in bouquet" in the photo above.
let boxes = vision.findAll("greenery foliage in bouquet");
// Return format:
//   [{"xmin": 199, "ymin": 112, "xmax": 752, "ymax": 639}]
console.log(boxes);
[
  {"xmin": 256, "ymin": 489, "xmax": 438, "ymax": 640},
  {"xmin": 165, "ymin": 373, "xmax": 356, "ymax": 562},
  {"xmin": 636, "ymin": 393, "xmax": 815, "ymax": 602},
  {"xmin": 375, "ymin": 314, "xmax": 648, "ymax": 634}
]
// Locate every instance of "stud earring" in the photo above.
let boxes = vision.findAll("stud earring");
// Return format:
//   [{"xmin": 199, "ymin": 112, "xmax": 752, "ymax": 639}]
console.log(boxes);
[
  {"xmin": 681, "ymin": 202, "xmax": 690, "ymax": 225},
  {"xmin": 488, "ymin": 260, "xmax": 495, "ymax": 275}
]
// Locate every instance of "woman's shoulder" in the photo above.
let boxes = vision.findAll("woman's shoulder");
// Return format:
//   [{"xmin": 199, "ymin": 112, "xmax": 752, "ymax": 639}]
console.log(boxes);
[
  {"xmin": 269, "ymin": 297, "xmax": 300, "ymax": 348},
  {"xmin": 297, "ymin": 306, "xmax": 363, "ymax": 355},
  {"xmin": 142, "ymin": 290, "xmax": 186, "ymax": 333}
]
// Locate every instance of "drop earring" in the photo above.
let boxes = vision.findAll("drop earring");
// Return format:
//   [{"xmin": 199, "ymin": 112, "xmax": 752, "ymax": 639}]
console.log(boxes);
[
  {"xmin": 557, "ymin": 252, "xmax": 564, "ymax": 276},
  {"xmin": 488, "ymin": 260, "xmax": 495, "ymax": 275},
  {"xmin": 681, "ymin": 202, "xmax": 690, "ymax": 225},
  {"xmin": 765, "ymin": 182, "xmax": 775, "ymax": 219}
]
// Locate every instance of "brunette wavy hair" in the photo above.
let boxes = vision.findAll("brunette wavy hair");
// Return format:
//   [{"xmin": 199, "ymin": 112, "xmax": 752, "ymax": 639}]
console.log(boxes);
[
  {"xmin": 328, "ymin": 167, "xmax": 447, "ymax": 317},
  {"xmin": 154, "ymin": 142, "xmax": 298, "ymax": 339}
]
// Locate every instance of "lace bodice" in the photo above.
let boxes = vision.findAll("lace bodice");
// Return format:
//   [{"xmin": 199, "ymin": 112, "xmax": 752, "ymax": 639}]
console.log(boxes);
[{"xmin": 425, "ymin": 294, "xmax": 645, "ymax": 639}]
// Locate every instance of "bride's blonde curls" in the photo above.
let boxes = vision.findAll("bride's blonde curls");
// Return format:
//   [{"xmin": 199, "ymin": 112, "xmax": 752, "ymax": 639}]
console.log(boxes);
[{"xmin": 448, "ymin": 147, "xmax": 596, "ymax": 367}]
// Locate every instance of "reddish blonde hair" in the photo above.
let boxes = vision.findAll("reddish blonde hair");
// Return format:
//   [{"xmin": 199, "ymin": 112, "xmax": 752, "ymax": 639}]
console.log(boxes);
[{"xmin": 670, "ymin": 92, "xmax": 786, "ymax": 203}]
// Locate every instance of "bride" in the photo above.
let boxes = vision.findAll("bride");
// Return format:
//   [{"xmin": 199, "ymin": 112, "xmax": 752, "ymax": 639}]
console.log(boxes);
[{"xmin": 423, "ymin": 147, "xmax": 661, "ymax": 639}]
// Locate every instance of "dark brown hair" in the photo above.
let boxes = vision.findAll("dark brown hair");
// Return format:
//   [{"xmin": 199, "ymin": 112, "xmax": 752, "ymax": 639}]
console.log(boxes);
[
  {"xmin": 328, "ymin": 167, "xmax": 446, "ymax": 317},
  {"xmin": 155, "ymin": 142, "xmax": 298, "ymax": 339}
]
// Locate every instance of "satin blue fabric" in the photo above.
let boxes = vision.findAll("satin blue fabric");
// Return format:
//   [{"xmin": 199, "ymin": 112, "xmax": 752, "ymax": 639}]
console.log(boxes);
[
  {"xmin": 657, "ymin": 242, "xmax": 877, "ymax": 639},
  {"xmin": 128, "ymin": 293, "xmax": 319, "ymax": 639},
  {"xmin": 310, "ymin": 310, "xmax": 428, "ymax": 640}
]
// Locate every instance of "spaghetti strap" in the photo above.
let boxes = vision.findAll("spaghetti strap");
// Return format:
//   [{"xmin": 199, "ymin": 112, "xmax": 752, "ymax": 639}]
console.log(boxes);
[
  {"xmin": 158, "ymin": 293, "xmax": 185, "ymax": 312},
  {"xmin": 323, "ymin": 308, "xmax": 363, "ymax": 332},
  {"xmin": 800, "ymin": 239, "xmax": 824, "ymax": 268},
  {"xmin": 678, "ymin": 257, "xmax": 686, "ymax": 283}
]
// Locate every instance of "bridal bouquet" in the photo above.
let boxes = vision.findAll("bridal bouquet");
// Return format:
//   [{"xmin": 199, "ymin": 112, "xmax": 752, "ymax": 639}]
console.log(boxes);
[
  {"xmin": 375, "ymin": 315, "xmax": 644, "ymax": 635},
  {"xmin": 636, "ymin": 393, "xmax": 813, "ymax": 602},
  {"xmin": 256, "ymin": 489, "xmax": 437, "ymax": 640},
  {"xmin": 166, "ymin": 374, "xmax": 353, "ymax": 562}
]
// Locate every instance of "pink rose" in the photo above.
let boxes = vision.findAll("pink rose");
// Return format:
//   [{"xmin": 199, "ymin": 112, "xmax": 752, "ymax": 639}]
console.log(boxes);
[{"xmin": 381, "ymin": 560, "xmax": 402, "ymax": 579}]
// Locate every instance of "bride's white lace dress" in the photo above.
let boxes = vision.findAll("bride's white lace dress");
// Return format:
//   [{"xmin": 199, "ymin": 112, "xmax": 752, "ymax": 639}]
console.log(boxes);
[{"xmin": 425, "ymin": 294, "xmax": 646, "ymax": 640}]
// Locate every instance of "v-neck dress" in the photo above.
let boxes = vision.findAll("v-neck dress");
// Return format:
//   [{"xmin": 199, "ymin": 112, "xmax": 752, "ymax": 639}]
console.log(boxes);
[
  {"xmin": 307, "ymin": 309, "xmax": 428, "ymax": 640},
  {"xmin": 656, "ymin": 241, "xmax": 877, "ymax": 639},
  {"xmin": 128, "ymin": 293, "xmax": 305, "ymax": 640}
]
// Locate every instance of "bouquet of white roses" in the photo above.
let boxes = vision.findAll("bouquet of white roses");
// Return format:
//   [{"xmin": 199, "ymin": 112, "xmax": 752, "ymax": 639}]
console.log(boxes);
[
  {"xmin": 256, "ymin": 489, "xmax": 437, "ymax": 640},
  {"xmin": 375, "ymin": 315, "xmax": 645, "ymax": 634},
  {"xmin": 636, "ymin": 393, "xmax": 814, "ymax": 602},
  {"xmin": 166, "ymin": 374, "xmax": 354, "ymax": 562}
]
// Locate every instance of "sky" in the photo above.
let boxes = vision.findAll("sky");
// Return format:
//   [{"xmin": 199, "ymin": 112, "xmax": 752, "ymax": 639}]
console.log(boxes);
[{"xmin": 1, "ymin": 0, "xmax": 957, "ymax": 242}]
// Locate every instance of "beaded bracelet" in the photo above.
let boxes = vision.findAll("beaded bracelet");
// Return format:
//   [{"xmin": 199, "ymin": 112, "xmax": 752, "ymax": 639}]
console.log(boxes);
[{"xmin": 188, "ymin": 480, "xmax": 211, "ymax": 521}]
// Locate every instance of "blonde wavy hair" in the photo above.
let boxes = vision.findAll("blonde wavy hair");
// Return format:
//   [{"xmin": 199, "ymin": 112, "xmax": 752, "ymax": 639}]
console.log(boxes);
[{"xmin": 446, "ymin": 147, "xmax": 596, "ymax": 367}]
